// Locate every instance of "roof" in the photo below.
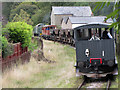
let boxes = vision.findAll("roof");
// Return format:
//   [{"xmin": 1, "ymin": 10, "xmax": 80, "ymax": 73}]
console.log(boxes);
[
  {"xmin": 62, "ymin": 17, "xmax": 69, "ymax": 24},
  {"xmin": 52, "ymin": 6, "xmax": 92, "ymax": 16},
  {"xmin": 68, "ymin": 16, "xmax": 113, "ymax": 24},
  {"xmin": 74, "ymin": 23, "xmax": 111, "ymax": 30}
]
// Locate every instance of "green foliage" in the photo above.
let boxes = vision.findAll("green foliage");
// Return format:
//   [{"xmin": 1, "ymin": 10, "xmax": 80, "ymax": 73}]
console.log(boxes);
[
  {"xmin": 2, "ymin": 28, "xmax": 9, "ymax": 40},
  {"xmin": 5, "ymin": 22, "xmax": 33, "ymax": 48},
  {"xmin": 9, "ymin": 3, "xmax": 38, "ymax": 21},
  {"xmin": 12, "ymin": 14, "xmax": 21, "ymax": 22},
  {"xmin": 2, "ymin": 2, "xmax": 21, "ymax": 21},
  {"xmin": 31, "ymin": 10, "xmax": 44, "ymax": 25},
  {"xmin": 93, "ymin": 2, "xmax": 114, "ymax": 16},
  {"xmin": 31, "ymin": 9, "xmax": 50, "ymax": 25},
  {"xmin": 28, "ymin": 40, "xmax": 38, "ymax": 52},
  {"xmin": 12, "ymin": 9, "xmax": 33, "ymax": 25},
  {"xmin": 1, "ymin": 36, "xmax": 8, "ymax": 49},
  {"xmin": 1, "ymin": 36, "xmax": 13, "ymax": 58},
  {"xmin": 94, "ymin": 2, "xmax": 119, "ymax": 25}
]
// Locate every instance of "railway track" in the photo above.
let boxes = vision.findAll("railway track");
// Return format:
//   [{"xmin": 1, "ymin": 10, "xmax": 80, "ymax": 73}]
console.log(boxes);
[
  {"xmin": 77, "ymin": 76, "xmax": 112, "ymax": 90},
  {"xmin": 77, "ymin": 78, "xmax": 86, "ymax": 90},
  {"xmin": 106, "ymin": 78, "xmax": 111, "ymax": 90}
]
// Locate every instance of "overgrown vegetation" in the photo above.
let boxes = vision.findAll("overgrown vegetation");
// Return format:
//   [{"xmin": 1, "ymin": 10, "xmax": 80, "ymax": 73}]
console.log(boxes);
[
  {"xmin": 1, "ymin": 36, "xmax": 13, "ymax": 58},
  {"xmin": 28, "ymin": 37, "xmax": 39, "ymax": 52},
  {"xmin": 2, "ymin": 40, "xmax": 82, "ymax": 88},
  {"xmin": 12, "ymin": 9, "xmax": 33, "ymax": 25},
  {"xmin": 4, "ymin": 22, "xmax": 33, "ymax": 48}
]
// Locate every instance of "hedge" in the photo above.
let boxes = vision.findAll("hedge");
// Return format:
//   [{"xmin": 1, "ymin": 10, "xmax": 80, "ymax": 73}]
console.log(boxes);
[{"xmin": 5, "ymin": 22, "xmax": 33, "ymax": 48}]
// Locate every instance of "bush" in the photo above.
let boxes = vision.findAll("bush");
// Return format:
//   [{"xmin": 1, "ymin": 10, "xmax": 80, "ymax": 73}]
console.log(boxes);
[
  {"xmin": 28, "ymin": 42, "xmax": 38, "ymax": 52},
  {"xmin": 28, "ymin": 37, "xmax": 40, "ymax": 52},
  {"xmin": 5, "ymin": 22, "xmax": 33, "ymax": 48},
  {"xmin": 1, "ymin": 36, "xmax": 13, "ymax": 58}
]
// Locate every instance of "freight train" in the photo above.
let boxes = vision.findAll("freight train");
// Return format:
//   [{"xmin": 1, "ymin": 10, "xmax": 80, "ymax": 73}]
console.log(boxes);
[{"xmin": 33, "ymin": 23, "xmax": 118, "ymax": 78}]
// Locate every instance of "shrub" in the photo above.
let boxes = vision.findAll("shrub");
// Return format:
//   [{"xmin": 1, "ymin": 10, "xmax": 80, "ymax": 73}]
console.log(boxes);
[
  {"xmin": 1, "ymin": 36, "xmax": 13, "ymax": 58},
  {"xmin": 28, "ymin": 42, "xmax": 38, "ymax": 52},
  {"xmin": 28, "ymin": 37, "xmax": 40, "ymax": 52},
  {"xmin": 5, "ymin": 22, "xmax": 33, "ymax": 48}
]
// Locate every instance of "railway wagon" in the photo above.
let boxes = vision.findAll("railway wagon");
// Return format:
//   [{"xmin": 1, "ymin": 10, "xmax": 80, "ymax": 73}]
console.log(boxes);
[
  {"xmin": 42, "ymin": 25, "xmax": 56, "ymax": 39},
  {"xmin": 50, "ymin": 29, "xmax": 74, "ymax": 45},
  {"xmin": 74, "ymin": 23, "xmax": 118, "ymax": 78}
]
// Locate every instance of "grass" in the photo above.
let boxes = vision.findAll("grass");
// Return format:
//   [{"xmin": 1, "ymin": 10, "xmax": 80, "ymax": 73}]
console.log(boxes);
[
  {"xmin": 28, "ymin": 39, "xmax": 38, "ymax": 52},
  {"xmin": 2, "ymin": 40, "xmax": 82, "ymax": 88},
  {"xmin": 110, "ymin": 76, "xmax": 118, "ymax": 88},
  {"xmin": 110, "ymin": 55, "xmax": 119, "ymax": 89}
]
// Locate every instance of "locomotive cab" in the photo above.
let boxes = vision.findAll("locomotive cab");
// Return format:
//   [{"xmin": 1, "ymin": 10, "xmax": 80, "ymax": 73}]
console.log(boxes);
[
  {"xmin": 34, "ymin": 23, "xmax": 44, "ymax": 36},
  {"xmin": 74, "ymin": 23, "xmax": 118, "ymax": 77}
]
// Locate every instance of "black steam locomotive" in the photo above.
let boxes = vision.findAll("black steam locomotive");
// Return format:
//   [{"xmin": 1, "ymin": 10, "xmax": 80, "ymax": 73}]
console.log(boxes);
[{"xmin": 74, "ymin": 23, "xmax": 118, "ymax": 78}]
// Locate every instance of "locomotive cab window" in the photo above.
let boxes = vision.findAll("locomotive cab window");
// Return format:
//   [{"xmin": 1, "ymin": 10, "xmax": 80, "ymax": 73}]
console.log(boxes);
[
  {"xmin": 76, "ymin": 29, "xmax": 90, "ymax": 40},
  {"xmin": 89, "ymin": 28, "xmax": 101, "ymax": 41},
  {"xmin": 75, "ymin": 27, "xmax": 114, "ymax": 41},
  {"xmin": 101, "ymin": 28, "xmax": 113, "ymax": 39}
]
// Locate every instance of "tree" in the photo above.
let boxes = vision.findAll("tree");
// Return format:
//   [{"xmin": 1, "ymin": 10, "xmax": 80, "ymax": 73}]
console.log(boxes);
[
  {"xmin": 2, "ymin": 2, "xmax": 21, "ymax": 21},
  {"xmin": 9, "ymin": 3, "xmax": 38, "ymax": 21},
  {"xmin": 12, "ymin": 9, "xmax": 33, "ymax": 25}
]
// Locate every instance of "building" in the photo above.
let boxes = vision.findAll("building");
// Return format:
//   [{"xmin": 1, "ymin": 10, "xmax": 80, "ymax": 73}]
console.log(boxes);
[
  {"xmin": 51, "ymin": 6, "xmax": 93, "ymax": 26},
  {"xmin": 61, "ymin": 16, "xmax": 113, "ymax": 29}
]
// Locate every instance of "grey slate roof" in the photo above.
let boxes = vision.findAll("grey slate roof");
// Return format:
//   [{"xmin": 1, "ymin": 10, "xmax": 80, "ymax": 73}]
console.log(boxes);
[
  {"xmin": 52, "ymin": 6, "xmax": 92, "ymax": 16},
  {"xmin": 68, "ymin": 16, "xmax": 113, "ymax": 24}
]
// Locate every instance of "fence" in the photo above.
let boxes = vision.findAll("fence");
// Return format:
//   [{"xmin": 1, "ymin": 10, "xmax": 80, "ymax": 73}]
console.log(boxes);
[{"xmin": 1, "ymin": 42, "xmax": 31, "ymax": 72}]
